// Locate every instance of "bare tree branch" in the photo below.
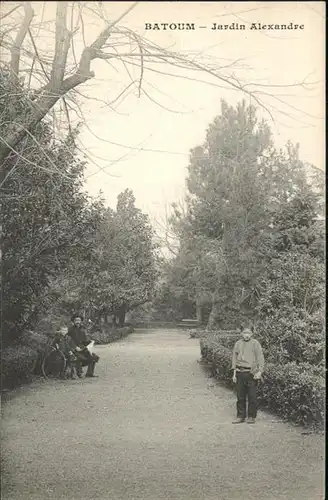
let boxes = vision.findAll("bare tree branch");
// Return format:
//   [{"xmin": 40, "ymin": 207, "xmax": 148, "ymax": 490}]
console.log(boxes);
[
  {"xmin": 0, "ymin": 2, "xmax": 139, "ymax": 167},
  {"xmin": 62, "ymin": 97, "xmax": 72, "ymax": 135},
  {"xmin": 0, "ymin": 0, "xmax": 321, "ymax": 173},
  {"xmin": 50, "ymin": 2, "xmax": 71, "ymax": 91},
  {"xmin": 27, "ymin": 27, "xmax": 49, "ymax": 82},
  {"xmin": 10, "ymin": 2, "xmax": 34, "ymax": 82},
  {"xmin": 0, "ymin": 3, "xmax": 22, "ymax": 21}
]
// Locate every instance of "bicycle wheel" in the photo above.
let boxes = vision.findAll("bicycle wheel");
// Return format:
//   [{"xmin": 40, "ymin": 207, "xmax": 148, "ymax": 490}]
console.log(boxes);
[{"xmin": 42, "ymin": 348, "xmax": 66, "ymax": 379}]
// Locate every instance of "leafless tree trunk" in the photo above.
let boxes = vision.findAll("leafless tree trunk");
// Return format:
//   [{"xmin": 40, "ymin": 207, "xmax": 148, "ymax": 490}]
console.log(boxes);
[
  {"xmin": 10, "ymin": 2, "xmax": 34, "ymax": 84},
  {"xmin": 0, "ymin": 2, "xmax": 138, "ymax": 169}
]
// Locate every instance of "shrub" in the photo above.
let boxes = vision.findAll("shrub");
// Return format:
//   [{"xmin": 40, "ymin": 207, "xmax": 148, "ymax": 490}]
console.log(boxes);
[
  {"xmin": 33, "ymin": 316, "xmax": 68, "ymax": 337},
  {"xmin": 20, "ymin": 330, "xmax": 49, "ymax": 352},
  {"xmin": 186, "ymin": 328, "xmax": 208, "ymax": 339},
  {"xmin": 19, "ymin": 331, "xmax": 50, "ymax": 375},
  {"xmin": 200, "ymin": 331, "xmax": 240, "ymax": 351},
  {"xmin": 214, "ymin": 334, "xmax": 239, "ymax": 350},
  {"xmin": 258, "ymin": 362, "xmax": 325, "ymax": 426},
  {"xmin": 1, "ymin": 345, "xmax": 38, "ymax": 389},
  {"xmin": 200, "ymin": 340, "xmax": 233, "ymax": 382},
  {"xmin": 256, "ymin": 307, "xmax": 325, "ymax": 366},
  {"xmin": 200, "ymin": 338, "xmax": 325, "ymax": 427},
  {"xmin": 91, "ymin": 326, "xmax": 134, "ymax": 345}
]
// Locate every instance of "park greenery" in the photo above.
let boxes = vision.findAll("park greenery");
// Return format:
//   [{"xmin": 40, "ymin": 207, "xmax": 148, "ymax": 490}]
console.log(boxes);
[
  {"xmin": 149, "ymin": 100, "xmax": 324, "ymax": 334},
  {"xmin": 1, "ymin": 67, "xmax": 158, "ymax": 370},
  {"xmin": 147, "ymin": 99, "xmax": 324, "ymax": 427},
  {"xmin": 0, "ymin": 5, "xmax": 325, "ymax": 425},
  {"xmin": 129, "ymin": 99, "xmax": 325, "ymax": 426}
]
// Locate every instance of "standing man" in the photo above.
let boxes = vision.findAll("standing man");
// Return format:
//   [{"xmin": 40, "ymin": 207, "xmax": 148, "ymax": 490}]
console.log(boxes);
[
  {"xmin": 231, "ymin": 326, "xmax": 264, "ymax": 424},
  {"xmin": 68, "ymin": 314, "xmax": 99, "ymax": 378}
]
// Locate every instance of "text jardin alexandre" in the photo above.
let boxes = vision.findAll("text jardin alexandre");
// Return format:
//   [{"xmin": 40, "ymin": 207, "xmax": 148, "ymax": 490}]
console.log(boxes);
[{"xmin": 144, "ymin": 22, "xmax": 305, "ymax": 31}]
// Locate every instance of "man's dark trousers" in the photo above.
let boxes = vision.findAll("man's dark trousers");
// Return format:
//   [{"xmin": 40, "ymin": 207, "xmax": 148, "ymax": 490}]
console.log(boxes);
[
  {"xmin": 236, "ymin": 371, "xmax": 258, "ymax": 419},
  {"xmin": 76, "ymin": 351, "xmax": 99, "ymax": 377},
  {"xmin": 85, "ymin": 353, "xmax": 99, "ymax": 376}
]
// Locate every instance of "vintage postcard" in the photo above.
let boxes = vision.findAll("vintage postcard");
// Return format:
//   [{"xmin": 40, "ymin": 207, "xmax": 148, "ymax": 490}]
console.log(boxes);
[{"xmin": 1, "ymin": 2, "xmax": 325, "ymax": 500}]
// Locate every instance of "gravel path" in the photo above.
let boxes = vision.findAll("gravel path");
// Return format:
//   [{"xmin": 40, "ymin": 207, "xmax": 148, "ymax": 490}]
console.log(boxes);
[{"xmin": 1, "ymin": 329, "xmax": 324, "ymax": 500}]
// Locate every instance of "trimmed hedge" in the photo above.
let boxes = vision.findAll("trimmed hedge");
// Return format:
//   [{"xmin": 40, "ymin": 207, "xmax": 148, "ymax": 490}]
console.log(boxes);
[
  {"xmin": 189, "ymin": 329, "xmax": 240, "ymax": 344},
  {"xmin": 91, "ymin": 326, "xmax": 134, "ymax": 344},
  {"xmin": 200, "ymin": 339, "xmax": 325, "ymax": 427}
]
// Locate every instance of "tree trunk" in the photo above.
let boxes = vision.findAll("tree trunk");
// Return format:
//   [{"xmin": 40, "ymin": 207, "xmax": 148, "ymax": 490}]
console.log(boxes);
[
  {"xmin": 196, "ymin": 291, "xmax": 208, "ymax": 325},
  {"xmin": 0, "ymin": 76, "xmax": 92, "ymax": 169},
  {"xmin": 196, "ymin": 300, "xmax": 204, "ymax": 325},
  {"xmin": 10, "ymin": 3, "xmax": 34, "ymax": 86},
  {"xmin": 117, "ymin": 305, "xmax": 126, "ymax": 327},
  {"xmin": 207, "ymin": 301, "xmax": 221, "ymax": 329}
]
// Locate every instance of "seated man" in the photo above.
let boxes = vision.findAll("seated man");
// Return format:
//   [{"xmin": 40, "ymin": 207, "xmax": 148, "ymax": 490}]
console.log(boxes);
[
  {"xmin": 68, "ymin": 314, "xmax": 99, "ymax": 378},
  {"xmin": 53, "ymin": 326, "xmax": 78, "ymax": 379}
]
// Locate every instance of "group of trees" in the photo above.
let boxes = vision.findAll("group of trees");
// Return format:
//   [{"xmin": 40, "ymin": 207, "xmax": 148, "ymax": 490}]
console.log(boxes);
[
  {"xmin": 1, "ymin": 66, "xmax": 157, "ymax": 346},
  {"xmin": 1, "ymin": 2, "xmax": 323, "ymax": 361},
  {"xmin": 151, "ymin": 99, "xmax": 324, "ymax": 364},
  {"xmin": 47, "ymin": 188, "xmax": 158, "ymax": 329}
]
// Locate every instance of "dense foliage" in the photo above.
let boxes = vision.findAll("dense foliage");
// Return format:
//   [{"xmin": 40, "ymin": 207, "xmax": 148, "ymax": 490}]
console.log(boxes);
[
  {"xmin": 149, "ymin": 99, "xmax": 324, "ymax": 365},
  {"xmin": 1, "ymin": 345, "xmax": 39, "ymax": 389},
  {"xmin": 1, "ymin": 70, "xmax": 157, "ymax": 349}
]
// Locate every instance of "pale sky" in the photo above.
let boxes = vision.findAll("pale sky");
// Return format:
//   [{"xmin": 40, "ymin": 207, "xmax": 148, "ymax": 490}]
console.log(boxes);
[
  {"xmin": 3, "ymin": 1, "xmax": 326, "ymax": 232},
  {"xmin": 78, "ymin": 2, "xmax": 325, "ymax": 227}
]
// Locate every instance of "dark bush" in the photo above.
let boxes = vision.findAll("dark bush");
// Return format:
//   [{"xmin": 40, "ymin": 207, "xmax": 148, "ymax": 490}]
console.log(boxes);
[
  {"xmin": 33, "ymin": 316, "xmax": 67, "ymax": 337},
  {"xmin": 20, "ymin": 330, "xmax": 49, "ymax": 351},
  {"xmin": 199, "ymin": 331, "xmax": 239, "ymax": 351},
  {"xmin": 258, "ymin": 362, "xmax": 325, "ymax": 426},
  {"xmin": 200, "ymin": 338, "xmax": 325, "ymax": 427},
  {"xmin": 200, "ymin": 340, "xmax": 233, "ymax": 382},
  {"xmin": 1, "ymin": 345, "xmax": 38, "ymax": 389},
  {"xmin": 256, "ymin": 308, "xmax": 325, "ymax": 366},
  {"xmin": 19, "ymin": 330, "xmax": 50, "ymax": 376}
]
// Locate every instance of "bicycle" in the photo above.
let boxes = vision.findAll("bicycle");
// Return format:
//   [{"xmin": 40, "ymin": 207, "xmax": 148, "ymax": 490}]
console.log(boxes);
[{"xmin": 41, "ymin": 337, "xmax": 67, "ymax": 379}]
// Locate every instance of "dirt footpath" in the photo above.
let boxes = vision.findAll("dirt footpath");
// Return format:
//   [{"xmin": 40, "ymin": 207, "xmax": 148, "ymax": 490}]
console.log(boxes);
[{"xmin": 1, "ymin": 329, "xmax": 324, "ymax": 500}]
